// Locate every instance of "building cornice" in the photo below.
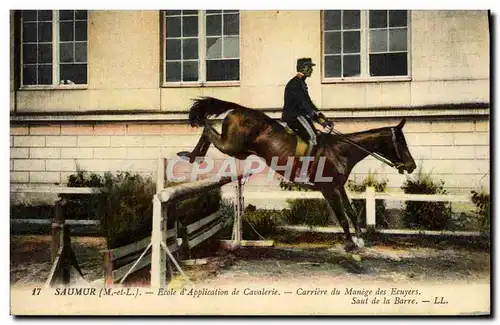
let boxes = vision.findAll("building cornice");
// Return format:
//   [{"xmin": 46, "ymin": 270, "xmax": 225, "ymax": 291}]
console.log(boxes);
[{"xmin": 10, "ymin": 103, "xmax": 489, "ymax": 125}]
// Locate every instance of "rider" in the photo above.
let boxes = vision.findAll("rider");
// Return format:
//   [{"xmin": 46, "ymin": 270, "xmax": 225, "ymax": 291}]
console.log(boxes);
[{"xmin": 282, "ymin": 58, "xmax": 333, "ymax": 157}]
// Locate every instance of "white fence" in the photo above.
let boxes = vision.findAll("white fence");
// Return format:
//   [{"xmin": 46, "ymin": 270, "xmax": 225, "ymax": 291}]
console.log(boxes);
[
  {"xmin": 243, "ymin": 186, "xmax": 480, "ymax": 236},
  {"xmin": 10, "ymin": 185, "xmax": 103, "ymax": 195}
]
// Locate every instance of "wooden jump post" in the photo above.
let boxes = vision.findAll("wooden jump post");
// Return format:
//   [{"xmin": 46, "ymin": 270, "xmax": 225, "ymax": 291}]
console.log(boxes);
[
  {"xmin": 234, "ymin": 178, "xmax": 243, "ymax": 245},
  {"xmin": 45, "ymin": 199, "xmax": 86, "ymax": 287},
  {"xmin": 10, "ymin": 185, "xmax": 103, "ymax": 287}
]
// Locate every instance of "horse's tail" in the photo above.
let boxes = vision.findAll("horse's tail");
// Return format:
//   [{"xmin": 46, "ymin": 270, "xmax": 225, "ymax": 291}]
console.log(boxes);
[{"xmin": 188, "ymin": 97, "xmax": 243, "ymax": 127}]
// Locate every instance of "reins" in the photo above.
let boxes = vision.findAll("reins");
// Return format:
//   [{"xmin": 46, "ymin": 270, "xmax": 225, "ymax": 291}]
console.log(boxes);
[{"xmin": 328, "ymin": 128, "xmax": 399, "ymax": 169}]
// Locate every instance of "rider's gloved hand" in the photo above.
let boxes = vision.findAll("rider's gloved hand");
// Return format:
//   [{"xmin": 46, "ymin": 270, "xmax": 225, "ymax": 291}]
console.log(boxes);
[
  {"xmin": 317, "ymin": 112, "xmax": 327, "ymax": 121},
  {"xmin": 322, "ymin": 121, "xmax": 333, "ymax": 133}
]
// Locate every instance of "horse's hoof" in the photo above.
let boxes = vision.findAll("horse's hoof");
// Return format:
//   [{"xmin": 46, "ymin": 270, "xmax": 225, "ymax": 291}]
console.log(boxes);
[
  {"xmin": 177, "ymin": 151, "xmax": 190, "ymax": 157},
  {"xmin": 177, "ymin": 151, "xmax": 195, "ymax": 163},
  {"xmin": 349, "ymin": 254, "xmax": 362, "ymax": 262},
  {"xmin": 344, "ymin": 242, "xmax": 357, "ymax": 252},
  {"xmin": 352, "ymin": 237, "xmax": 365, "ymax": 249}
]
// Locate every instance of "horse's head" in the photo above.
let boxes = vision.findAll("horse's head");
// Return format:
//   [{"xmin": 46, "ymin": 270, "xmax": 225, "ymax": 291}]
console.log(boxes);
[{"xmin": 385, "ymin": 119, "xmax": 416, "ymax": 174}]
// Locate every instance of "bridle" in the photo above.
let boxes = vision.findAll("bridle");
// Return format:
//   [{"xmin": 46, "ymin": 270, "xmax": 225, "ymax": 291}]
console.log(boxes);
[
  {"xmin": 391, "ymin": 127, "xmax": 403, "ymax": 163},
  {"xmin": 329, "ymin": 127, "xmax": 404, "ymax": 171}
]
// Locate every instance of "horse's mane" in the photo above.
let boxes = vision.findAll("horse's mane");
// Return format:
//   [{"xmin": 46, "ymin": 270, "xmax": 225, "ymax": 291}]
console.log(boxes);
[{"xmin": 189, "ymin": 97, "xmax": 247, "ymax": 126}]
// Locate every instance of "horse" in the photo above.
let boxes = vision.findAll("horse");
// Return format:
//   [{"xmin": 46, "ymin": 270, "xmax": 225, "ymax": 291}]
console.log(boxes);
[{"xmin": 177, "ymin": 97, "xmax": 416, "ymax": 252}]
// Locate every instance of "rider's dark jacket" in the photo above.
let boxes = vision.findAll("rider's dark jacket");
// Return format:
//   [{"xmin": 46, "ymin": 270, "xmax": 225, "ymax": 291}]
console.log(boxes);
[{"xmin": 282, "ymin": 75, "xmax": 319, "ymax": 124}]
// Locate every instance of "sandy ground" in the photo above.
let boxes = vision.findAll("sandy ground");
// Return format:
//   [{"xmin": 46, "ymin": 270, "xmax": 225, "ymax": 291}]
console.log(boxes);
[
  {"xmin": 10, "ymin": 235, "xmax": 490, "ymax": 287},
  {"xmin": 10, "ymin": 235, "xmax": 106, "ymax": 285},
  {"xmin": 10, "ymin": 235, "xmax": 490, "ymax": 315},
  {"xmin": 184, "ymin": 243, "xmax": 490, "ymax": 286}
]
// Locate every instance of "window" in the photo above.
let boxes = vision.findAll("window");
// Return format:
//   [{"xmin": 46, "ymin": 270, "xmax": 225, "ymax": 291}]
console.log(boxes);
[
  {"xmin": 322, "ymin": 10, "xmax": 409, "ymax": 80},
  {"xmin": 368, "ymin": 10, "xmax": 408, "ymax": 77},
  {"xmin": 20, "ymin": 10, "xmax": 88, "ymax": 87},
  {"xmin": 163, "ymin": 10, "xmax": 240, "ymax": 84},
  {"xmin": 323, "ymin": 10, "xmax": 361, "ymax": 78}
]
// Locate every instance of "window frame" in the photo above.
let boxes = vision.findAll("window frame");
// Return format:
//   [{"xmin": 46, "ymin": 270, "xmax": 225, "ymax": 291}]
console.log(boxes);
[
  {"xmin": 19, "ymin": 10, "xmax": 89, "ymax": 90},
  {"xmin": 161, "ymin": 10, "xmax": 241, "ymax": 88},
  {"xmin": 321, "ymin": 10, "xmax": 411, "ymax": 84}
]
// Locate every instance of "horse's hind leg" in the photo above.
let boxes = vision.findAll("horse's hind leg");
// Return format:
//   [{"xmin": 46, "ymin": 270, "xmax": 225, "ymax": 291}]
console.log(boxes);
[
  {"xmin": 177, "ymin": 133, "xmax": 212, "ymax": 163},
  {"xmin": 179, "ymin": 114, "xmax": 250, "ymax": 163},
  {"xmin": 203, "ymin": 118, "xmax": 247, "ymax": 158}
]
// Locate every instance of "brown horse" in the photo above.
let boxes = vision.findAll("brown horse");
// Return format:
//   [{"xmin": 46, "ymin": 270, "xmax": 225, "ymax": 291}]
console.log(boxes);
[{"xmin": 178, "ymin": 97, "xmax": 416, "ymax": 251}]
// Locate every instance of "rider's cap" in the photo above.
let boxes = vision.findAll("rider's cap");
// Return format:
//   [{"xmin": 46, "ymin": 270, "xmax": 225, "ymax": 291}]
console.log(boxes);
[{"xmin": 297, "ymin": 58, "xmax": 316, "ymax": 70}]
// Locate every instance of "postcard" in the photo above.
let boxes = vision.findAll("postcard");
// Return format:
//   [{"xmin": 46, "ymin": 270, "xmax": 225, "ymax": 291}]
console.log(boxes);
[{"xmin": 10, "ymin": 9, "xmax": 490, "ymax": 315}]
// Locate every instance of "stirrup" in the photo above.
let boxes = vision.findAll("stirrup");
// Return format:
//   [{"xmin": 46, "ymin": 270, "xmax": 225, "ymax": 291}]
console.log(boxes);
[
  {"xmin": 302, "ymin": 180, "xmax": 315, "ymax": 187},
  {"xmin": 298, "ymin": 180, "xmax": 315, "ymax": 190}
]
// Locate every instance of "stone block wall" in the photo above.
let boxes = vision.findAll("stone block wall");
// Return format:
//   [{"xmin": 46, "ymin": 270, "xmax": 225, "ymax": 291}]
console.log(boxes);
[{"xmin": 10, "ymin": 117, "xmax": 490, "ymax": 196}]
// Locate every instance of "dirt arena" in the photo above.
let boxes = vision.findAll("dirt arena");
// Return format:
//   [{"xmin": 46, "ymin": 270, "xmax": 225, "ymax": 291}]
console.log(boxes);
[{"xmin": 10, "ymin": 235, "xmax": 490, "ymax": 286}]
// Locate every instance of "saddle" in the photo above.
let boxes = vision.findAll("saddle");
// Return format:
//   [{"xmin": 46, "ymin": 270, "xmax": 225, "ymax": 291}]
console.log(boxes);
[
  {"xmin": 284, "ymin": 126, "xmax": 310, "ymax": 156},
  {"xmin": 284, "ymin": 125, "xmax": 325, "ymax": 182}
]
